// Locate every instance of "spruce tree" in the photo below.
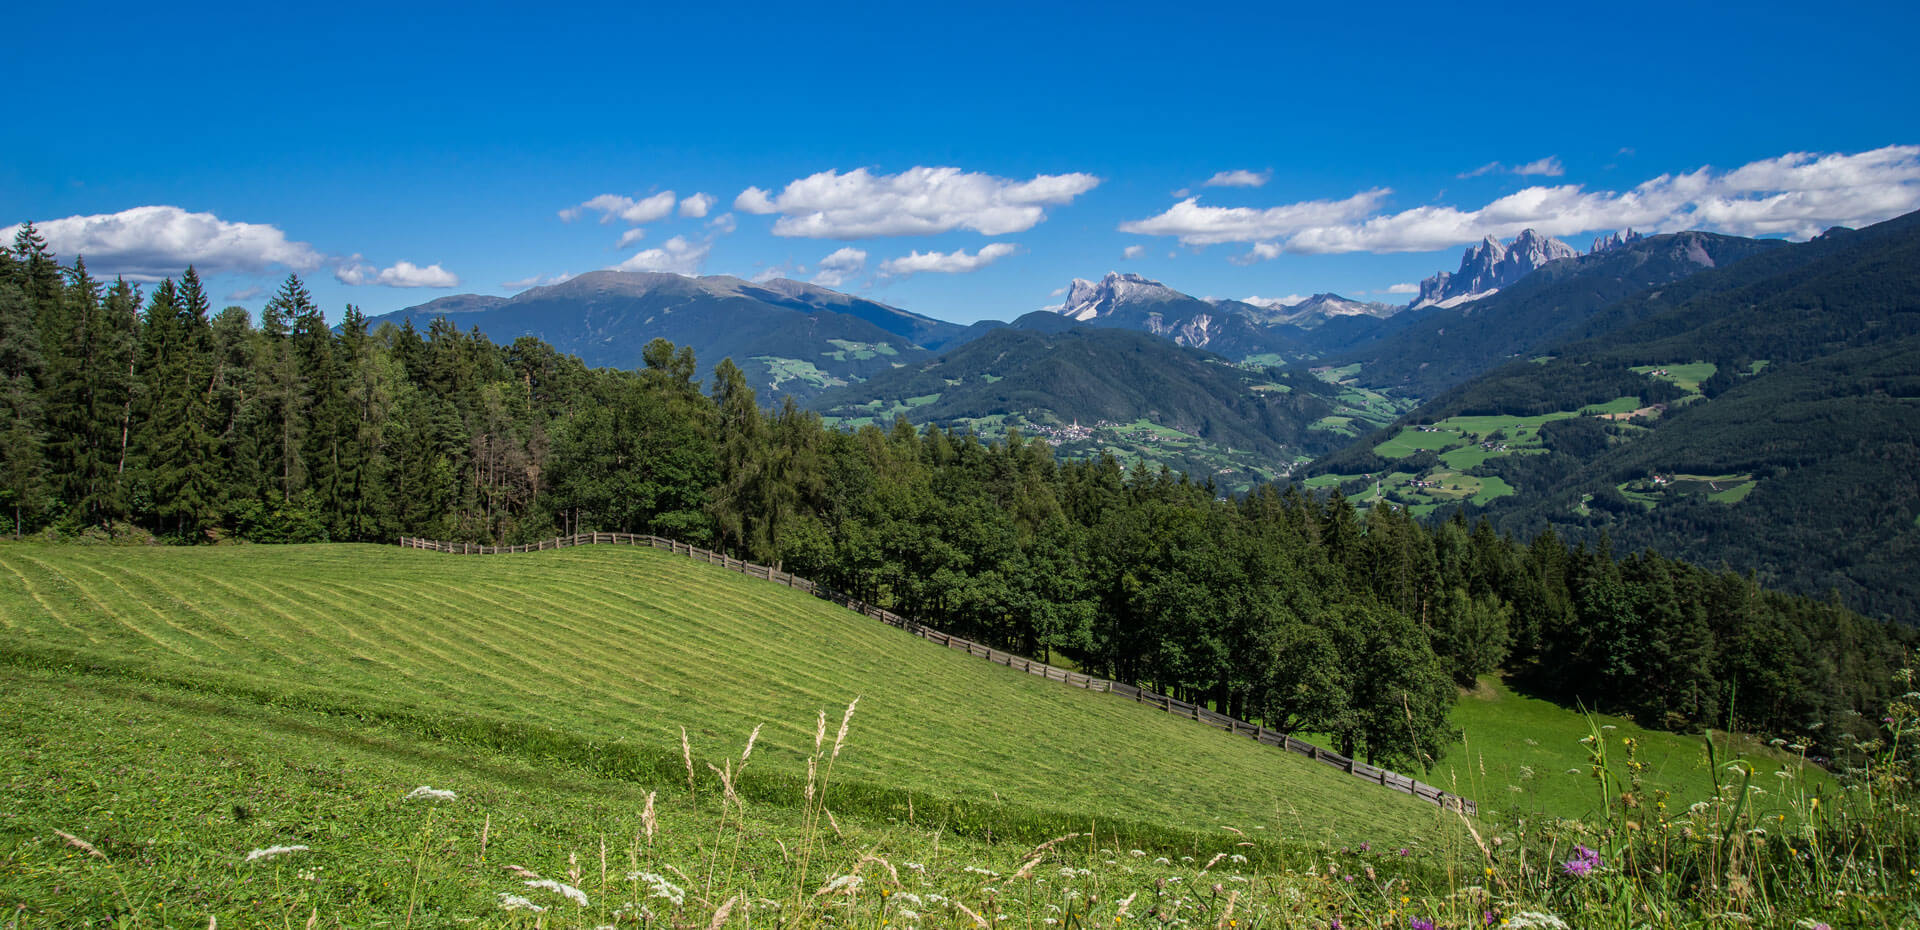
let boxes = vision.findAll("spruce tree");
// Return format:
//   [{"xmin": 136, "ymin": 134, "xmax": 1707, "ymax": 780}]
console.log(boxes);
[
  {"xmin": 257, "ymin": 275, "xmax": 313, "ymax": 501},
  {"xmin": 0, "ymin": 284, "xmax": 48, "ymax": 536}
]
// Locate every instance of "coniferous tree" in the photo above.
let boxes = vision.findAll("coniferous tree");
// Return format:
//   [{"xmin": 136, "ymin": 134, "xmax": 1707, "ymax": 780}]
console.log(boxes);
[
  {"xmin": 257, "ymin": 276, "xmax": 313, "ymax": 501},
  {"xmin": 0, "ymin": 283, "xmax": 48, "ymax": 536}
]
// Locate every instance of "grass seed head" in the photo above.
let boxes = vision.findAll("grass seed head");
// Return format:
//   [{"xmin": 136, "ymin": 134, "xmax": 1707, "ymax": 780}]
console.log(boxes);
[
  {"xmin": 54, "ymin": 829, "xmax": 106, "ymax": 860},
  {"xmin": 832, "ymin": 697, "xmax": 859, "ymax": 760}
]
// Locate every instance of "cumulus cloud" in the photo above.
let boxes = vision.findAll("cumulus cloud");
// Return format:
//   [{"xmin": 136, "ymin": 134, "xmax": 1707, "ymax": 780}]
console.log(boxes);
[
  {"xmin": 559, "ymin": 191, "xmax": 678, "ymax": 224},
  {"xmin": 503, "ymin": 272, "xmax": 574, "ymax": 290},
  {"xmin": 1122, "ymin": 244, "xmax": 1147, "ymax": 260},
  {"xmin": 1204, "ymin": 169, "xmax": 1271, "ymax": 188},
  {"xmin": 336, "ymin": 257, "xmax": 459, "ymax": 288},
  {"xmin": 10, "ymin": 205, "xmax": 322, "ymax": 281},
  {"xmin": 737, "ymin": 166, "xmax": 1100, "ymax": 238},
  {"xmin": 611, "ymin": 235, "xmax": 711, "ymax": 275},
  {"xmin": 707, "ymin": 212, "xmax": 738, "ymax": 235},
  {"xmin": 812, "ymin": 247, "xmax": 868, "ymax": 287},
  {"xmin": 679, "ymin": 193, "xmax": 716, "ymax": 218},
  {"xmin": 1383, "ymin": 282, "xmax": 1420, "ymax": 294},
  {"xmin": 1126, "ymin": 145, "xmax": 1920, "ymax": 258},
  {"xmin": 1119, "ymin": 189, "xmax": 1391, "ymax": 246},
  {"xmin": 1460, "ymin": 157, "xmax": 1565, "ymax": 179},
  {"xmin": 616, "ymin": 228, "xmax": 648, "ymax": 249},
  {"xmin": 878, "ymin": 242, "xmax": 1018, "ymax": 277},
  {"xmin": 226, "ymin": 285, "xmax": 265, "ymax": 302}
]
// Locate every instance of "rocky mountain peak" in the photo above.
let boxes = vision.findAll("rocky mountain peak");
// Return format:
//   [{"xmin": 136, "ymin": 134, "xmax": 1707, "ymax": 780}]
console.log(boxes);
[
  {"xmin": 1410, "ymin": 229, "xmax": 1577, "ymax": 310},
  {"xmin": 1059, "ymin": 272, "xmax": 1181, "ymax": 321},
  {"xmin": 1589, "ymin": 228, "xmax": 1647, "ymax": 255}
]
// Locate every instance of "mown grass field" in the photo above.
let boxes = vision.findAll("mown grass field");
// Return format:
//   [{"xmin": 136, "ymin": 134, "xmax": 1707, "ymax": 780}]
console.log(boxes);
[
  {"xmin": 0, "ymin": 543, "xmax": 1440, "ymax": 847},
  {"xmin": 2, "ymin": 543, "xmax": 1910, "ymax": 927}
]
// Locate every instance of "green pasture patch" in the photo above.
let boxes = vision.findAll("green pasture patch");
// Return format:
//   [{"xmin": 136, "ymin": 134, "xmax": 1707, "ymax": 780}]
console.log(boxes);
[
  {"xmin": 1632, "ymin": 362, "xmax": 1718, "ymax": 393},
  {"xmin": 1374, "ymin": 427, "xmax": 1461, "ymax": 458},
  {"xmin": 1447, "ymin": 677, "xmax": 1829, "ymax": 822},
  {"xmin": 1579, "ymin": 395, "xmax": 1643, "ymax": 415},
  {"xmin": 1312, "ymin": 363, "xmax": 1361, "ymax": 383},
  {"xmin": 751, "ymin": 356, "xmax": 846, "ymax": 390}
]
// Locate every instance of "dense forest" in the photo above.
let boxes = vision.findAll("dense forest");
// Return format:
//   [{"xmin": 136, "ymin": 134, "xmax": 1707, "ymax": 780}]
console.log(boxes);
[{"xmin": 0, "ymin": 225, "xmax": 1910, "ymax": 772}]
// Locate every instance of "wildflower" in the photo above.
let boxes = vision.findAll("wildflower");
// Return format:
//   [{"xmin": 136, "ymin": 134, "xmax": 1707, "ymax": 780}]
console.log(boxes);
[
  {"xmin": 1411, "ymin": 919, "xmax": 1437, "ymax": 930},
  {"xmin": 1229, "ymin": 854, "xmax": 1247, "ymax": 864},
  {"xmin": 820, "ymin": 874, "xmax": 863, "ymax": 895},
  {"xmin": 630, "ymin": 871, "xmax": 686, "ymax": 907},
  {"xmin": 404, "ymin": 786, "xmax": 457, "ymax": 802},
  {"xmin": 1560, "ymin": 846, "xmax": 1601, "ymax": 878},
  {"xmin": 497, "ymin": 893, "xmax": 548, "ymax": 913},
  {"xmin": 1505, "ymin": 914, "xmax": 1569, "ymax": 930},
  {"xmin": 244, "ymin": 845, "xmax": 310, "ymax": 863},
  {"xmin": 1397, "ymin": 848, "xmax": 1409, "ymax": 857},
  {"xmin": 1359, "ymin": 842, "xmax": 1371, "ymax": 852},
  {"xmin": 524, "ymin": 879, "xmax": 589, "ymax": 907}
]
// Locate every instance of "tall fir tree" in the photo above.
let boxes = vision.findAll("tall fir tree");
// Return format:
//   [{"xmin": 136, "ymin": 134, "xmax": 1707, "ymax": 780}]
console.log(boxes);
[{"xmin": 0, "ymin": 283, "xmax": 48, "ymax": 536}]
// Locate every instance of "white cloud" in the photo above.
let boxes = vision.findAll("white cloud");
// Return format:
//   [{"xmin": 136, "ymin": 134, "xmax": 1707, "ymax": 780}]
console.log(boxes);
[
  {"xmin": 559, "ymin": 191, "xmax": 678, "ymax": 224},
  {"xmin": 1240, "ymin": 295, "xmax": 1309, "ymax": 308},
  {"xmin": 1122, "ymin": 244, "xmax": 1147, "ymax": 260},
  {"xmin": 226, "ymin": 285, "xmax": 265, "ymax": 301},
  {"xmin": 1204, "ymin": 169, "xmax": 1271, "ymax": 188},
  {"xmin": 878, "ymin": 242, "xmax": 1017, "ymax": 277},
  {"xmin": 679, "ymin": 193, "xmax": 716, "ymax": 218},
  {"xmin": 812, "ymin": 247, "xmax": 868, "ymax": 287},
  {"xmin": 11, "ymin": 205, "xmax": 322, "ymax": 281},
  {"xmin": 707, "ymin": 212, "xmax": 738, "ymax": 235},
  {"xmin": 611, "ymin": 235, "xmax": 711, "ymax": 275},
  {"xmin": 735, "ymin": 187, "xmax": 776, "ymax": 213},
  {"xmin": 1119, "ymin": 189, "xmax": 1390, "ymax": 246},
  {"xmin": 1383, "ymin": 282, "xmax": 1420, "ymax": 294},
  {"xmin": 739, "ymin": 166, "xmax": 1100, "ymax": 238},
  {"xmin": 1460, "ymin": 157, "xmax": 1565, "ymax": 179},
  {"xmin": 616, "ymin": 228, "xmax": 647, "ymax": 249},
  {"xmin": 502, "ymin": 272, "xmax": 575, "ymax": 290},
  {"xmin": 336, "ymin": 256, "xmax": 459, "ymax": 288},
  {"xmin": 1126, "ymin": 145, "xmax": 1920, "ymax": 258}
]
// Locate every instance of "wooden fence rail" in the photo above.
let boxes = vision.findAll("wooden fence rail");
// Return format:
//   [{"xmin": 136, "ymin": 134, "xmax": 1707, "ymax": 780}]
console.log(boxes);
[{"xmin": 398, "ymin": 533, "xmax": 1475, "ymax": 815}]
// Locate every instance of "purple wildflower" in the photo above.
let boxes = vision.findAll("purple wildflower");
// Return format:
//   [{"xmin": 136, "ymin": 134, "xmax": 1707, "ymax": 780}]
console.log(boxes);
[
  {"xmin": 1484, "ymin": 912, "xmax": 1497, "ymax": 926},
  {"xmin": 1561, "ymin": 845, "xmax": 1602, "ymax": 877},
  {"xmin": 1359, "ymin": 842, "xmax": 1371, "ymax": 852},
  {"xmin": 1398, "ymin": 847, "xmax": 1409, "ymax": 857},
  {"xmin": 1329, "ymin": 919, "xmax": 1342, "ymax": 930},
  {"xmin": 1411, "ymin": 920, "xmax": 1437, "ymax": 930}
]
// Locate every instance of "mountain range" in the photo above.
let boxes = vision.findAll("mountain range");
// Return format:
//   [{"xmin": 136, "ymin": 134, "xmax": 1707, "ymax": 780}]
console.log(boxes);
[
  {"xmin": 369, "ymin": 271, "xmax": 979, "ymax": 402},
  {"xmin": 1409, "ymin": 229, "xmax": 1579, "ymax": 310}
]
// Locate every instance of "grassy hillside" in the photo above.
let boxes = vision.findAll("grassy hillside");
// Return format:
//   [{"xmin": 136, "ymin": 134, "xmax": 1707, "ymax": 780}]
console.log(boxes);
[
  {"xmin": 1446, "ymin": 678, "xmax": 1826, "ymax": 822},
  {"xmin": 4, "ymin": 544, "xmax": 1908, "ymax": 927},
  {"xmin": 0, "ymin": 543, "xmax": 1439, "ymax": 844}
]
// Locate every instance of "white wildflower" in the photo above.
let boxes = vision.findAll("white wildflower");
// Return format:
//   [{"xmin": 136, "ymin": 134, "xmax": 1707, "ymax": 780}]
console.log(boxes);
[
  {"xmin": 630, "ymin": 872, "xmax": 686, "ymax": 906},
  {"xmin": 1229, "ymin": 854, "xmax": 1247, "ymax": 864},
  {"xmin": 1059, "ymin": 867, "xmax": 1078, "ymax": 877},
  {"xmin": 1505, "ymin": 913, "xmax": 1569, "ymax": 930},
  {"xmin": 897, "ymin": 893, "xmax": 924, "ymax": 907},
  {"xmin": 897, "ymin": 909, "xmax": 921, "ymax": 922},
  {"xmin": 964, "ymin": 866, "xmax": 999, "ymax": 877},
  {"xmin": 525, "ymin": 878, "xmax": 589, "ymax": 906},
  {"xmin": 404, "ymin": 786, "xmax": 457, "ymax": 802},
  {"xmin": 497, "ymin": 893, "xmax": 548, "ymax": 913},
  {"xmin": 822, "ymin": 873, "xmax": 863, "ymax": 894},
  {"xmin": 243, "ymin": 845, "xmax": 309, "ymax": 863}
]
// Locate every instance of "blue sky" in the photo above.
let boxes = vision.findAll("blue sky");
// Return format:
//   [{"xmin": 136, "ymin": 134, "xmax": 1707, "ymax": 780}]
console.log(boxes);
[{"xmin": 5, "ymin": 0, "xmax": 1917, "ymax": 324}]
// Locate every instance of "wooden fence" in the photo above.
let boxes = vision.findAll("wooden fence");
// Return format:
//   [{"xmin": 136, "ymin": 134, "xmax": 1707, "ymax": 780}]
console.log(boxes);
[{"xmin": 398, "ymin": 532, "xmax": 1476, "ymax": 815}]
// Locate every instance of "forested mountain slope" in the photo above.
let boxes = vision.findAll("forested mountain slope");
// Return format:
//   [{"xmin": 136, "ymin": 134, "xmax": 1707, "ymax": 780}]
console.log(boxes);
[
  {"xmin": 1337, "ymin": 232, "xmax": 1786, "ymax": 399},
  {"xmin": 1306, "ymin": 209, "xmax": 1920, "ymax": 622}
]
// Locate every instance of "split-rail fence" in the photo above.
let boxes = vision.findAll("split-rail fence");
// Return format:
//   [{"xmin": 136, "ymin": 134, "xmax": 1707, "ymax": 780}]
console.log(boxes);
[{"xmin": 399, "ymin": 532, "xmax": 1476, "ymax": 815}]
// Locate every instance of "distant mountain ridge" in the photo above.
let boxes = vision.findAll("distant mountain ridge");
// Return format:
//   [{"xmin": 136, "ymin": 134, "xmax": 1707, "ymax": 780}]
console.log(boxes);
[{"xmin": 372, "ymin": 271, "xmax": 976, "ymax": 402}]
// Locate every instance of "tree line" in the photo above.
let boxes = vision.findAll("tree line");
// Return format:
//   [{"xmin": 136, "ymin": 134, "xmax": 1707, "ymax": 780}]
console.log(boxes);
[{"xmin": 0, "ymin": 228, "xmax": 1909, "ymax": 771}]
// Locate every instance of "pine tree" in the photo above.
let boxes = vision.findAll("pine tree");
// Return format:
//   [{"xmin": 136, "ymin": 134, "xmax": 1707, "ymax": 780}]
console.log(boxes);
[
  {"xmin": 257, "ymin": 275, "xmax": 313, "ymax": 501},
  {"xmin": 0, "ymin": 283, "xmax": 48, "ymax": 536}
]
